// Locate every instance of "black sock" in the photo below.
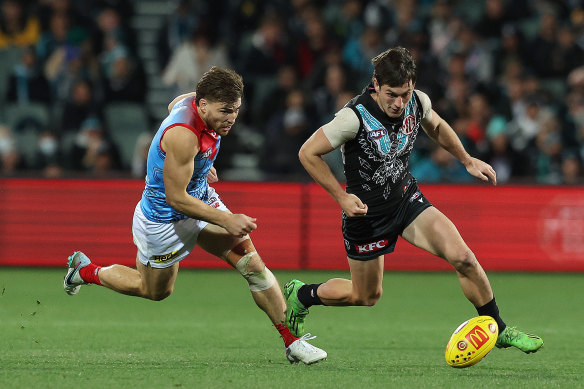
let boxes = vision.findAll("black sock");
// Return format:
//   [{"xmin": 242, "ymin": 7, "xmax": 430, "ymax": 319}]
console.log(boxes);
[
  {"xmin": 476, "ymin": 297, "xmax": 506, "ymax": 332},
  {"xmin": 297, "ymin": 284, "xmax": 324, "ymax": 308}
]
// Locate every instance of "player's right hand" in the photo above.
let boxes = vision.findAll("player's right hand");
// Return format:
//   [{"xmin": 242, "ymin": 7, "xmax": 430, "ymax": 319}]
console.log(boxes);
[
  {"xmin": 339, "ymin": 193, "xmax": 368, "ymax": 217},
  {"xmin": 225, "ymin": 213, "xmax": 257, "ymax": 237}
]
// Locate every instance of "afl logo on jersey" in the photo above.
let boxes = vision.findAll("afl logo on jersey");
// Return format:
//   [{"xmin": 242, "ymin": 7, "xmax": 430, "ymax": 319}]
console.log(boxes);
[
  {"xmin": 401, "ymin": 114, "xmax": 416, "ymax": 135},
  {"xmin": 367, "ymin": 128, "xmax": 387, "ymax": 140}
]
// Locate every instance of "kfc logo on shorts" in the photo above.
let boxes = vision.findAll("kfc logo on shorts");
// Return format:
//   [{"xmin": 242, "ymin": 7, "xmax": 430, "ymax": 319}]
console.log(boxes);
[
  {"xmin": 401, "ymin": 114, "xmax": 416, "ymax": 135},
  {"xmin": 355, "ymin": 239, "xmax": 388, "ymax": 253}
]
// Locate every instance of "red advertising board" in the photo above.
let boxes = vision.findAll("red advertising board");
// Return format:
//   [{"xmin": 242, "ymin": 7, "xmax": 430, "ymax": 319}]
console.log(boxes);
[{"xmin": 0, "ymin": 179, "xmax": 582, "ymax": 271}]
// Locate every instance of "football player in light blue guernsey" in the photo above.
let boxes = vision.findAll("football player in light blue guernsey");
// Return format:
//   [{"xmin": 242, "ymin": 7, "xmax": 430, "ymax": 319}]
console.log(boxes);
[
  {"xmin": 284, "ymin": 47, "xmax": 543, "ymax": 356},
  {"xmin": 64, "ymin": 66, "xmax": 326, "ymax": 365}
]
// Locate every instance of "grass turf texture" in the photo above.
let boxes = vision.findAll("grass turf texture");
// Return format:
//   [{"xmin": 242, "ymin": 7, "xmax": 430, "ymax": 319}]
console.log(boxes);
[{"xmin": 1, "ymin": 269, "xmax": 582, "ymax": 389}]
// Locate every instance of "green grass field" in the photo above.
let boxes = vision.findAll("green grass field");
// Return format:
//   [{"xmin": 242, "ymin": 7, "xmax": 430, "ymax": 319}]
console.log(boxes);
[{"xmin": 1, "ymin": 268, "xmax": 582, "ymax": 388}]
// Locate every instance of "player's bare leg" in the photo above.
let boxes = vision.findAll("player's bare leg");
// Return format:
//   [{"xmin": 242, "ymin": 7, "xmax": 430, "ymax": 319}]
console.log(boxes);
[
  {"xmin": 64, "ymin": 251, "xmax": 178, "ymax": 300},
  {"xmin": 402, "ymin": 206, "xmax": 543, "ymax": 353},
  {"xmin": 317, "ymin": 257, "xmax": 384, "ymax": 306},
  {"xmin": 197, "ymin": 224, "xmax": 327, "ymax": 364},
  {"xmin": 401, "ymin": 207, "xmax": 493, "ymax": 306},
  {"xmin": 197, "ymin": 224, "xmax": 286, "ymax": 323},
  {"xmin": 99, "ymin": 257, "xmax": 178, "ymax": 300},
  {"xmin": 285, "ymin": 257, "xmax": 383, "ymax": 338}
]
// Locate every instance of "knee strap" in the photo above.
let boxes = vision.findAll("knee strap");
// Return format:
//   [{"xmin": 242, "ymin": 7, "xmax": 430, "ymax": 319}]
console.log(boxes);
[{"xmin": 235, "ymin": 251, "xmax": 276, "ymax": 292}]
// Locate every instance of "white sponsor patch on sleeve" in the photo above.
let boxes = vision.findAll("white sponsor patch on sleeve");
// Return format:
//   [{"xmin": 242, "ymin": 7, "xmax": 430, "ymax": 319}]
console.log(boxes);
[
  {"xmin": 321, "ymin": 107, "xmax": 360, "ymax": 148},
  {"xmin": 415, "ymin": 89, "xmax": 433, "ymax": 122}
]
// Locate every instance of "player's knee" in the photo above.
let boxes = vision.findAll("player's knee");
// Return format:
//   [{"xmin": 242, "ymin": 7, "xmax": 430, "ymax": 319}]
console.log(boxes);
[
  {"xmin": 235, "ymin": 252, "xmax": 276, "ymax": 292},
  {"xmin": 449, "ymin": 248, "xmax": 477, "ymax": 273},
  {"xmin": 145, "ymin": 286, "xmax": 173, "ymax": 301},
  {"xmin": 354, "ymin": 288, "xmax": 382, "ymax": 306},
  {"xmin": 245, "ymin": 254, "xmax": 265, "ymax": 274}
]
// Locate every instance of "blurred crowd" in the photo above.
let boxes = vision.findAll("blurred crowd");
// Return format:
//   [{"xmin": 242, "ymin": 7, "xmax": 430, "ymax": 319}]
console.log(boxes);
[{"xmin": 0, "ymin": 0, "xmax": 583, "ymax": 185}]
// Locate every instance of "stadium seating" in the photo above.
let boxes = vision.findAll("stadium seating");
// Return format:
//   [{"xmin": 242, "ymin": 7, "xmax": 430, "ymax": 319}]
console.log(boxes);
[
  {"xmin": 3, "ymin": 102, "xmax": 51, "ymax": 165},
  {"xmin": 104, "ymin": 102, "xmax": 151, "ymax": 169}
]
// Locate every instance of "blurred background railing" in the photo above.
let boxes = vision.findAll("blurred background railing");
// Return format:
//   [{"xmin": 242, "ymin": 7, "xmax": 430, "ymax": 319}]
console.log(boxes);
[{"xmin": 0, "ymin": 0, "xmax": 582, "ymax": 184}]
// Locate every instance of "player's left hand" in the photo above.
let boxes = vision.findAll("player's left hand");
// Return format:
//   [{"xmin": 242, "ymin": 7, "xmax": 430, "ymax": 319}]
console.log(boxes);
[
  {"xmin": 207, "ymin": 166, "xmax": 218, "ymax": 183},
  {"xmin": 465, "ymin": 157, "xmax": 497, "ymax": 186}
]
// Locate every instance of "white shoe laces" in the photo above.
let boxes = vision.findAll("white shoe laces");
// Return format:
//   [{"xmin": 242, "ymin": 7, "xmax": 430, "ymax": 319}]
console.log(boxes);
[{"xmin": 296, "ymin": 333, "xmax": 320, "ymax": 353}]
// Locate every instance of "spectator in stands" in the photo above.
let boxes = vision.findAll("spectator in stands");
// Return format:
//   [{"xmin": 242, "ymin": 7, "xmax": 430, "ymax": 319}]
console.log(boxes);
[
  {"xmin": 155, "ymin": 0, "xmax": 199, "ymax": 71},
  {"xmin": 324, "ymin": 0, "xmax": 364, "ymax": 41},
  {"xmin": 239, "ymin": 13, "xmax": 292, "ymax": 123},
  {"xmin": 93, "ymin": 6, "xmax": 134, "ymax": 57},
  {"xmin": 294, "ymin": 13, "xmax": 331, "ymax": 79},
  {"xmin": 257, "ymin": 64, "xmax": 299, "ymax": 126},
  {"xmin": 61, "ymin": 79, "xmax": 102, "ymax": 134},
  {"xmin": 529, "ymin": 13, "xmax": 560, "ymax": 78},
  {"xmin": 34, "ymin": 130, "xmax": 63, "ymax": 178},
  {"xmin": 411, "ymin": 145, "xmax": 473, "ymax": 183},
  {"xmin": 425, "ymin": 0, "xmax": 457, "ymax": 68},
  {"xmin": 36, "ymin": 11, "xmax": 89, "ymax": 63},
  {"xmin": 0, "ymin": 125, "xmax": 22, "ymax": 175},
  {"xmin": 560, "ymin": 152, "xmax": 583, "ymax": 185},
  {"xmin": 239, "ymin": 13, "xmax": 291, "ymax": 81},
  {"xmin": 485, "ymin": 121, "xmax": 513, "ymax": 183},
  {"xmin": 535, "ymin": 116, "xmax": 563, "ymax": 183},
  {"xmin": 303, "ymin": 39, "xmax": 348, "ymax": 91},
  {"xmin": 382, "ymin": 0, "xmax": 424, "ymax": 48},
  {"xmin": 446, "ymin": 23, "xmax": 494, "ymax": 86},
  {"xmin": 475, "ymin": 0, "xmax": 513, "ymax": 41},
  {"xmin": 260, "ymin": 89, "xmax": 314, "ymax": 179},
  {"xmin": 550, "ymin": 24, "xmax": 584, "ymax": 77},
  {"xmin": 162, "ymin": 26, "xmax": 230, "ymax": 96},
  {"xmin": 0, "ymin": 0, "xmax": 40, "ymax": 49},
  {"xmin": 342, "ymin": 26, "xmax": 383, "ymax": 86},
  {"xmin": 493, "ymin": 24, "xmax": 529, "ymax": 78},
  {"xmin": 69, "ymin": 117, "xmax": 121, "ymax": 175},
  {"xmin": 507, "ymin": 94, "xmax": 554, "ymax": 176},
  {"xmin": 313, "ymin": 63, "xmax": 350, "ymax": 125},
  {"xmin": 435, "ymin": 73, "xmax": 470, "ymax": 124},
  {"xmin": 103, "ymin": 50, "xmax": 147, "ymax": 103},
  {"xmin": 6, "ymin": 45, "xmax": 51, "ymax": 104}
]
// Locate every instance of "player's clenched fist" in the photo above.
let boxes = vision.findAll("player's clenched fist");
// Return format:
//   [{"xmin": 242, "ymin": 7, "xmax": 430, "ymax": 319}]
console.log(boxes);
[
  {"xmin": 225, "ymin": 213, "xmax": 257, "ymax": 237},
  {"xmin": 339, "ymin": 193, "xmax": 368, "ymax": 217}
]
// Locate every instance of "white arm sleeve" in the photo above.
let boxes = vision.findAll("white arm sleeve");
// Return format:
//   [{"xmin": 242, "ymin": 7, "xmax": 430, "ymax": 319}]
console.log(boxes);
[
  {"xmin": 415, "ymin": 89, "xmax": 433, "ymax": 122},
  {"xmin": 321, "ymin": 107, "xmax": 360, "ymax": 149}
]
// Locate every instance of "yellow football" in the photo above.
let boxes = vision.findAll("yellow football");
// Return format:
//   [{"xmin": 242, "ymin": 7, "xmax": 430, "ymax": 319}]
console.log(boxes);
[{"xmin": 445, "ymin": 316, "xmax": 498, "ymax": 368}]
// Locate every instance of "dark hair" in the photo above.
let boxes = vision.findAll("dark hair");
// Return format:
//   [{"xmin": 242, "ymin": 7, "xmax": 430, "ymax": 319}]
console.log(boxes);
[
  {"xmin": 195, "ymin": 66, "xmax": 244, "ymax": 105},
  {"xmin": 371, "ymin": 47, "xmax": 417, "ymax": 87}
]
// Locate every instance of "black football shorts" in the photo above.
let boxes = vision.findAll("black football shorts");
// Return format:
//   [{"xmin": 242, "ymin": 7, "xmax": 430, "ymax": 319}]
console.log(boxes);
[{"xmin": 342, "ymin": 182, "xmax": 432, "ymax": 260}]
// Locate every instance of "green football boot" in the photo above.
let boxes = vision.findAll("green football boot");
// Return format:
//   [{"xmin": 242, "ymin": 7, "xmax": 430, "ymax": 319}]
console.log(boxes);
[
  {"xmin": 495, "ymin": 326, "xmax": 543, "ymax": 353},
  {"xmin": 284, "ymin": 279, "xmax": 310, "ymax": 337}
]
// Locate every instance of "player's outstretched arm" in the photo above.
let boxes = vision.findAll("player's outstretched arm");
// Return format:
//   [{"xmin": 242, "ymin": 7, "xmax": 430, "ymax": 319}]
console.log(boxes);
[
  {"xmin": 421, "ymin": 110, "xmax": 497, "ymax": 185},
  {"xmin": 162, "ymin": 126, "xmax": 257, "ymax": 236},
  {"xmin": 299, "ymin": 129, "xmax": 367, "ymax": 216}
]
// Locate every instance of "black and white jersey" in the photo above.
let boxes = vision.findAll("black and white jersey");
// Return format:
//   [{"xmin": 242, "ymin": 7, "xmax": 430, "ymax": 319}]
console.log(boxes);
[{"xmin": 340, "ymin": 85, "xmax": 429, "ymax": 215}]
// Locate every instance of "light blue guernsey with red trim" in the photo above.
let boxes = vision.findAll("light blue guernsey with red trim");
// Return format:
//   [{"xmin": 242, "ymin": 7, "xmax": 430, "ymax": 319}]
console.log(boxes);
[{"xmin": 140, "ymin": 96, "xmax": 220, "ymax": 223}]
